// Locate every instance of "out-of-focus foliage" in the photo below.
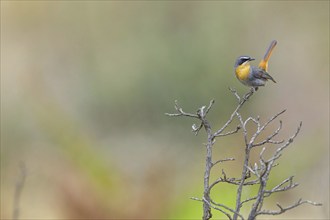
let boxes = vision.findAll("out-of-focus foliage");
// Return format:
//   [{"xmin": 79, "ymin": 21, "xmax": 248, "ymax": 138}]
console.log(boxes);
[{"xmin": 1, "ymin": 1, "xmax": 329, "ymax": 219}]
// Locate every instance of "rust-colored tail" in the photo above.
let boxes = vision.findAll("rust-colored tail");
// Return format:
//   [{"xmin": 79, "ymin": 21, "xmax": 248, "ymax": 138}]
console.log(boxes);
[{"xmin": 258, "ymin": 40, "xmax": 277, "ymax": 71}]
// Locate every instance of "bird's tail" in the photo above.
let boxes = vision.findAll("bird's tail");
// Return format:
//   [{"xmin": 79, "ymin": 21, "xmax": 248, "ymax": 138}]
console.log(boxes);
[{"xmin": 258, "ymin": 40, "xmax": 277, "ymax": 71}]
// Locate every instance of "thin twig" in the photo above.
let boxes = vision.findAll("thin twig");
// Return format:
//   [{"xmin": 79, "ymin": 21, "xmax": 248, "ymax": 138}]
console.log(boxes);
[
  {"xmin": 165, "ymin": 100, "xmax": 199, "ymax": 118},
  {"xmin": 212, "ymin": 157, "xmax": 235, "ymax": 168},
  {"xmin": 203, "ymin": 198, "xmax": 232, "ymax": 220},
  {"xmin": 191, "ymin": 197, "xmax": 232, "ymax": 220},
  {"xmin": 213, "ymin": 88, "xmax": 254, "ymax": 137},
  {"xmin": 214, "ymin": 126, "xmax": 241, "ymax": 137},
  {"xmin": 266, "ymin": 122, "xmax": 303, "ymax": 163},
  {"xmin": 252, "ymin": 120, "xmax": 284, "ymax": 147},
  {"xmin": 210, "ymin": 199, "xmax": 245, "ymax": 220},
  {"xmin": 248, "ymin": 110, "xmax": 286, "ymax": 149},
  {"xmin": 257, "ymin": 199, "xmax": 322, "ymax": 216}
]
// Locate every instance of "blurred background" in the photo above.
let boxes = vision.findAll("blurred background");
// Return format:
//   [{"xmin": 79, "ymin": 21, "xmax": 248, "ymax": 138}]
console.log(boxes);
[{"xmin": 1, "ymin": 1, "xmax": 329, "ymax": 219}]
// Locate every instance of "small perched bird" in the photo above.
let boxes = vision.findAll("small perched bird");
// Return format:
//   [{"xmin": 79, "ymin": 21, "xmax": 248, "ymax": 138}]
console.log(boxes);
[{"xmin": 234, "ymin": 40, "xmax": 277, "ymax": 90}]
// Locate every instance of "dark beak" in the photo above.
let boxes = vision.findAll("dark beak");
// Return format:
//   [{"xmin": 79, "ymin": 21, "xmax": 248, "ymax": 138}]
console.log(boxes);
[{"xmin": 249, "ymin": 58, "xmax": 255, "ymax": 61}]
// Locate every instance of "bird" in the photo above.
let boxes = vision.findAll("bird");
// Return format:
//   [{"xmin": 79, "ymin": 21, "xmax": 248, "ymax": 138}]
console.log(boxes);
[{"xmin": 234, "ymin": 40, "xmax": 277, "ymax": 91}]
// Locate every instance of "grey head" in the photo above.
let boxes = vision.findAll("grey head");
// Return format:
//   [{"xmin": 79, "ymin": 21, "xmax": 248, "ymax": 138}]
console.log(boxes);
[{"xmin": 234, "ymin": 56, "xmax": 255, "ymax": 68}]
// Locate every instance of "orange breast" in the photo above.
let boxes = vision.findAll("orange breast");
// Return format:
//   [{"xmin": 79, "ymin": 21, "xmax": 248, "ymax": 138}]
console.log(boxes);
[{"xmin": 235, "ymin": 64, "xmax": 250, "ymax": 81}]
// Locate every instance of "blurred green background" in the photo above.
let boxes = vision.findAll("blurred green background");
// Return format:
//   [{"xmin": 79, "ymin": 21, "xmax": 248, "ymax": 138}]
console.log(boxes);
[{"xmin": 1, "ymin": 1, "xmax": 329, "ymax": 219}]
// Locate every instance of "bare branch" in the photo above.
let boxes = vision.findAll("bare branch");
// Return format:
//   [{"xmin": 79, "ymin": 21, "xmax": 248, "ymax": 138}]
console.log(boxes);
[
  {"xmin": 233, "ymin": 131, "xmax": 251, "ymax": 219},
  {"xmin": 267, "ymin": 176, "xmax": 298, "ymax": 193},
  {"xmin": 165, "ymin": 100, "xmax": 199, "ymax": 118},
  {"xmin": 167, "ymin": 89, "xmax": 321, "ymax": 220},
  {"xmin": 208, "ymin": 168, "xmax": 255, "ymax": 193},
  {"xmin": 214, "ymin": 125, "xmax": 241, "ymax": 137},
  {"xmin": 191, "ymin": 196, "xmax": 203, "ymax": 201},
  {"xmin": 212, "ymin": 157, "xmax": 235, "ymax": 167},
  {"xmin": 241, "ymin": 176, "xmax": 299, "ymax": 208},
  {"xmin": 241, "ymin": 195, "xmax": 260, "ymax": 206},
  {"xmin": 235, "ymin": 110, "xmax": 290, "ymax": 220},
  {"xmin": 214, "ymin": 178, "xmax": 259, "ymax": 187},
  {"xmin": 205, "ymin": 99, "xmax": 216, "ymax": 115},
  {"xmin": 244, "ymin": 116, "xmax": 260, "ymax": 131},
  {"xmin": 257, "ymin": 199, "xmax": 322, "ymax": 216},
  {"xmin": 241, "ymin": 176, "xmax": 296, "ymax": 207},
  {"xmin": 192, "ymin": 123, "xmax": 204, "ymax": 135},
  {"xmin": 253, "ymin": 120, "xmax": 284, "ymax": 147},
  {"xmin": 229, "ymin": 87, "xmax": 242, "ymax": 102},
  {"xmin": 259, "ymin": 147, "xmax": 267, "ymax": 164},
  {"xmin": 203, "ymin": 198, "xmax": 232, "ymax": 220},
  {"xmin": 191, "ymin": 197, "xmax": 232, "ymax": 220},
  {"xmin": 245, "ymin": 164, "xmax": 260, "ymax": 178},
  {"xmin": 166, "ymin": 99, "xmax": 216, "ymax": 220},
  {"xmin": 260, "ymin": 110, "xmax": 286, "ymax": 131},
  {"xmin": 210, "ymin": 199, "xmax": 245, "ymax": 220},
  {"xmin": 266, "ymin": 122, "xmax": 303, "ymax": 163},
  {"xmin": 248, "ymin": 110, "xmax": 286, "ymax": 148},
  {"xmin": 213, "ymin": 88, "xmax": 254, "ymax": 137}
]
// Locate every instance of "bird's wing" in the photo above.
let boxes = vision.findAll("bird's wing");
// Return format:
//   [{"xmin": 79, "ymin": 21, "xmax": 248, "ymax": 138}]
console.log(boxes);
[{"xmin": 251, "ymin": 67, "xmax": 277, "ymax": 83}]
